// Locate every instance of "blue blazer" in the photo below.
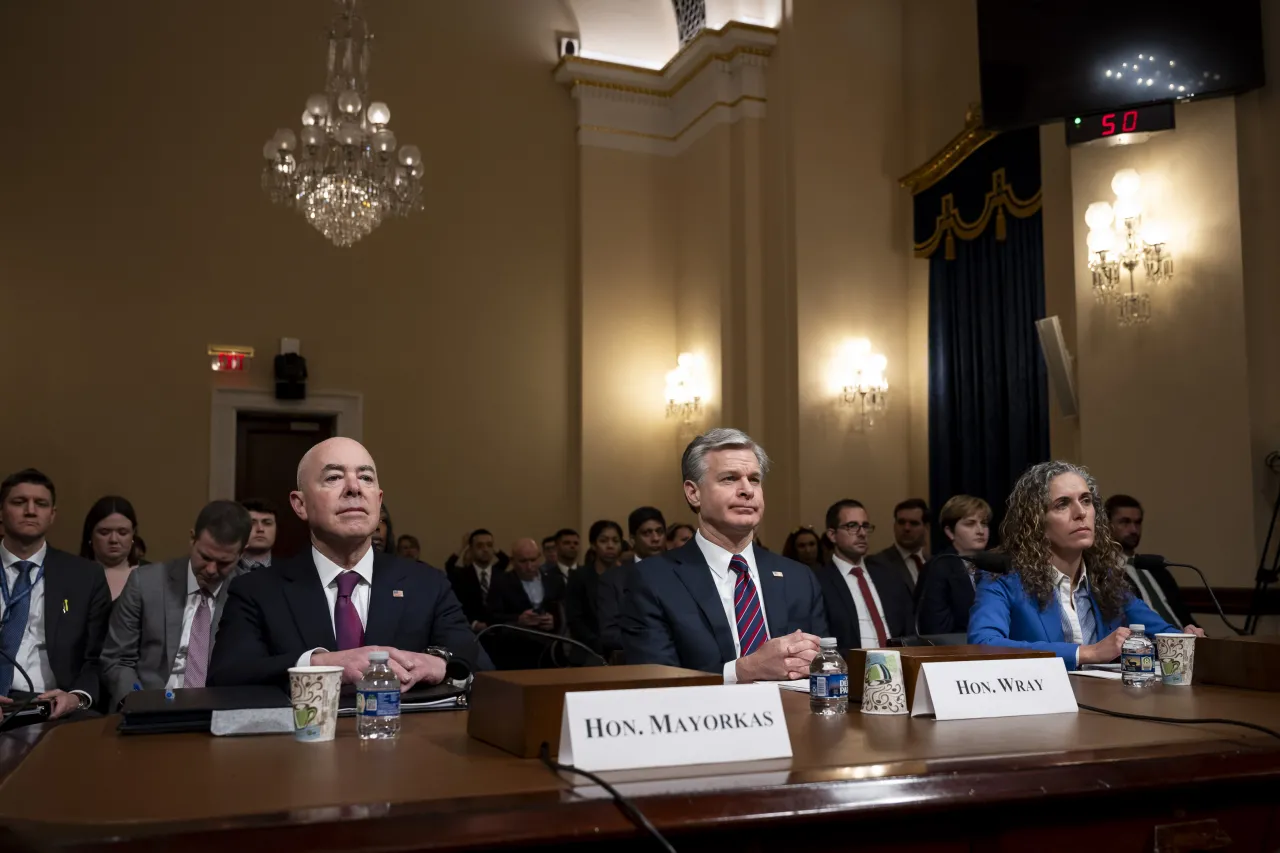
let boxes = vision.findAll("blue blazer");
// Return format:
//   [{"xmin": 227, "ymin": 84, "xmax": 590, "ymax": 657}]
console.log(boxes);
[
  {"xmin": 967, "ymin": 570, "xmax": 1178, "ymax": 670},
  {"xmin": 619, "ymin": 538, "xmax": 829, "ymax": 675}
]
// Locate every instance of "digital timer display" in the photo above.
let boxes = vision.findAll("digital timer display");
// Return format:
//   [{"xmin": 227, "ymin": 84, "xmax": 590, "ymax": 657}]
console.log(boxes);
[{"xmin": 1064, "ymin": 102, "xmax": 1176, "ymax": 146}]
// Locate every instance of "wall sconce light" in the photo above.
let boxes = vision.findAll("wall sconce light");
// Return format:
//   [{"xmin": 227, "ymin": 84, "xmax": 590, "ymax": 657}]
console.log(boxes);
[
  {"xmin": 665, "ymin": 352, "xmax": 707, "ymax": 425},
  {"xmin": 832, "ymin": 338, "xmax": 888, "ymax": 431},
  {"xmin": 1084, "ymin": 168, "xmax": 1175, "ymax": 327},
  {"xmin": 208, "ymin": 344, "xmax": 254, "ymax": 372}
]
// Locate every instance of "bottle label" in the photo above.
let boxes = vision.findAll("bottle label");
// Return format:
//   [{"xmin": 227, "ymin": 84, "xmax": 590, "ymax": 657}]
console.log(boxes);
[
  {"xmin": 357, "ymin": 689, "xmax": 401, "ymax": 717},
  {"xmin": 1121, "ymin": 650, "xmax": 1155, "ymax": 674},
  {"xmin": 810, "ymin": 673, "xmax": 848, "ymax": 699}
]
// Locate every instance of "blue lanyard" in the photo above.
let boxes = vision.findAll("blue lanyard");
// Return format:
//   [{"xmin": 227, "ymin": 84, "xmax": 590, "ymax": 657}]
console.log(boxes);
[{"xmin": 1, "ymin": 562, "xmax": 44, "ymax": 611}]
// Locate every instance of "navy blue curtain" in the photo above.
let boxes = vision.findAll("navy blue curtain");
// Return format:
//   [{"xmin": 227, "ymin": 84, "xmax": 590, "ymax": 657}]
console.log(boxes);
[{"xmin": 914, "ymin": 127, "xmax": 1049, "ymax": 538}]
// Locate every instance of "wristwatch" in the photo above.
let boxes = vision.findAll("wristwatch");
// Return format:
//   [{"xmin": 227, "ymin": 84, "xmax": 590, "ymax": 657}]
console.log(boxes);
[{"xmin": 423, "ymin": 646, "xmax": 452, "ymax": 665}]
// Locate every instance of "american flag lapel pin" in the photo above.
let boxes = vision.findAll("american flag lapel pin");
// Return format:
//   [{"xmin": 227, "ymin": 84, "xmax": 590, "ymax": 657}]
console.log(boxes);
[
  {"xmin": 772, "ymin": 571, "xmax": 784, "ymax": 577},
  {"xmin": 392, "ymin": 590, "xmax": 404, "ymax": 598}
]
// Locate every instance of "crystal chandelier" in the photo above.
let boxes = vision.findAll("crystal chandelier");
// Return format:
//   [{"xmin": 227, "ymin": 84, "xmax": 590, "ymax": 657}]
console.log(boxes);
[
  {"xmin": 261, "ymin": 0, "xmax": 423, "ymax": 247},
  {"xmin": 1083, "ymin": 169, "xmax": 1174, "ymax": 327},
  {"xmin": 665, "ymin": 353, "xmax": 708, "ymax": 425},
  {"xmin": 833, "ymin": 338, "xmax": 889, "ymax": 432}
]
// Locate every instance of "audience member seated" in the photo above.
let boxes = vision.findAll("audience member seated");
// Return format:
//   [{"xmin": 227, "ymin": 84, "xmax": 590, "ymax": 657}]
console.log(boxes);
[
  {"xmin": 547, "ymin": 528, "xmax": 580, "ymax": 580},
  {"xmin": 238, "ymin": 497, "xmax": 277, "ymax": 571},
  {"xmin": 598, "ymin": 507, "xmax": 667, "ymax": 656},
  {"xmin": 484, "ymin": 538, "xmax": 566, "ymax": 668},
  {"xmin": 541, "ymin": 535, "xmax": 557, "ymax": 566},
  {"xmin": 916, "ymin": 495, "xmax": 991, "ymax": 635},
  {"xmin": 396, "ymin": 534, "xmax": 421, "ymax": 561},
  {"xmin": 867, "ymin": 498, "xmax": 930, "ymax": 597},
  {"xmin": 209, "ymin": 438, "xmax": 479, "ymax": 690},
  {"xmin": 80, "ymin": 495, "xmax": 140, "ymax": 601},
  {"xmin": 445, "ymin": 530, "xmax": 510, "ymax": 573},
  {"xmin": 816, "ymin": 499, "xmax": 913, "ymax": 649},
  {"xmin": 100, "ymin": 501, "xmax": 252, "ymax": 710},
  {"xmin": 782, "ymin": 526, "xmax": 822, "ymax": 571},
  {"xmin": 620, "ymin": 429, "xmax": 826, "ymax": 682},
  {"xmin": 0, "ymin": 469, "xmax": 111, "ymax": 723},
  {"xmin": 131, "ymin": 535, "xmax": 149, "ymax": 566},
  {"xmin": 565, "ymin": 519, "xmax": 622, "ymax": 653},
  {"xmin": 1106, "ymin": 494, "xmax": 1197, "ymax": 630},
  {"xmin": 447, "ymin": 529, "xmax": 502, "ymax": 633},
  {"xmin": 968, "ymin": 461, "xmax": 1203, "ymax": 670},
  {"xmin": 665, "ymin": 523, "xmax": 694, "ymax": 550},
  {"xmin": 372, "ymin": 504, "xmax": 393, "ymax": 553}
]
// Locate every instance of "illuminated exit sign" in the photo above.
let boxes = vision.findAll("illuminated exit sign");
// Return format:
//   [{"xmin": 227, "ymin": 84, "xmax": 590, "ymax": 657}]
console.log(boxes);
[{"xmin": 208, "ymin": 345, "xmax": 254, "ymax": 372}]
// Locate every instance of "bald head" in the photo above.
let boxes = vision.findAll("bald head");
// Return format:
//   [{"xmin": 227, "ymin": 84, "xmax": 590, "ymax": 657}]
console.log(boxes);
[
  {"xmin": 510, "ymin": 537, "xmax": 542, "ymax": 580},
  {"xmin": 290, "ymin": 437, "xmax": 382, "ymax": 548}
]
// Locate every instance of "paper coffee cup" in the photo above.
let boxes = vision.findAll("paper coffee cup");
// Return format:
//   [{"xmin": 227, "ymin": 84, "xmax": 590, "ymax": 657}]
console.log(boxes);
[
  {"xmin": 1154, "ymin": 633, "xmax": 1196, "ymax": 686},
  {"xmin": 860, "ymin": 649, "xmax": 908, "ymax": 715},
  {"xmin": 288, "ymin": 665, "xmax": 344, "ymax": 741}
]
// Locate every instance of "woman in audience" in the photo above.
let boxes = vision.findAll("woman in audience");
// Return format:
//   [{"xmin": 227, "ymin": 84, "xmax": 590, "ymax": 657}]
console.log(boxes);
[
  {"xmin": 80, "ymin": 495, "xmax": 140, "ymax": 600},
  {"xmin": 916, "ymin": 495, "xmax": 991, "ymax": 635},
  {"xmin": 782, "ymin": 526, "xmax": 823, "ymax": 570},
  {"xmin": 968, "ymin": 461, "xmax": 1199, "ymax": 669},
  {"xmin": 565, "ymin": 519, "xmax": 623, "ymax": 653},
  {"xmin": 665, "ymin": 523, "xmax": 694, "ymax": 550}
]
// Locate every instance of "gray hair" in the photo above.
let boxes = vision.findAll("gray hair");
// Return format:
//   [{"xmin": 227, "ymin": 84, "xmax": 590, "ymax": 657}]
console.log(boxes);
[{"xmin": 681, "ymin": 428, "xmax": 771, "ymax": 484}]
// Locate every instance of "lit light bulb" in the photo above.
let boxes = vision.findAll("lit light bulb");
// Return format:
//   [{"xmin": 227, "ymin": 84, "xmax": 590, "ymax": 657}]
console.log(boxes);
[
  {"xmin": 262, "ymin": 139, "xmax": 277, "ymax": 160},
  {"xmin": 397, "ymin": 144, "xmax": 421, "ymax": 166},
  {"xmin": 1084, "ymin": 201, "xmax": 1114, "ymax": 231},
  {"xmin": 1169, "ymin": 84, "xmax": 1175, "ymax": 90},
  {"xmin": 1113, "ymin": 197, "xmax": 1142, "ymax": 221},
  {"xmin": 1141, "ymin": 221, "xmax": 1168, "ymax": 246},
  {"xmin": 337, "ymin": 89, "xmax": 363, "ymax": 116},
  {"xmin": 1178, "ymin": 85, "xmax": 1185, "ymax": 92},
  {"xmin": 1111, "ymin": 168, "xmax": 1141, "ymax": 198},
  {"xmin": 1116, "ymin": 72, "xmax": 1122, "ymax": 79},
  {"xmin": 273, "ymin": 128, "xmax": 297, "ymax": 152},
  {"xmin": 1169, "ymin": 60, "xmax": 1175, "ymax": 67},
  {"xmin": 1138, "ymin": 54, "xmax": 1144, "ymax": 59},
  {"xmin": 366, "ymin": 101, "xmax": 391, "ymax": 125},
  {"xmin": 1106, "ymin": 69, "xmax": 1112, "ymax": 77},
  {"xmin": 301, "ymin": 110, "xmax": 316, "ymax": 127},
  {"xmin": 1087, "ymin": 228, "xmax": 1115, "ymax": 254},
  {"xmin": 1146, "ymin": 78, "xmax": 1154, "ymax": 86},
  {"xmin": 301, "ymin": 126, "xmax": 324, "ymax": 147},
  {"xmin": 305, "ymin": 94, "xmax": 329, "ymax": 117}
]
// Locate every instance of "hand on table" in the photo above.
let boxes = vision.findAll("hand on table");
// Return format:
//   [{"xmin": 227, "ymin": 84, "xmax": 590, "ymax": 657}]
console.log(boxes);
[
  {"xmin": 312, "ymin": 646, "xmax": 413, "ymax": 686},
  {"xmin": 1182, "ymin": 624, "xmax": 1206, "ymax": 637},
  {"xmin": 36, "ymin": 689, "xmax": 82, "ymax": 720},
  {"xmin": 735, "ymin": 630, "xmax": 822, "ymax": 683},
  {"xmin": 385, "ymin": 650, "xmax": 447, "ymax": 690},
  {"xmin": 1079, "ymin": 626, "xmax": 1132, "ymax": 666}
]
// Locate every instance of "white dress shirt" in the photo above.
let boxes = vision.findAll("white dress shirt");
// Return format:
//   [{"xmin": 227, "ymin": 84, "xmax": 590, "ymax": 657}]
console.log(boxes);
[
  {"xmin": 473, "ymin": 562, "xmax": 495, "ymax": 592},
  {"xmin": 521, "ymin": 574, "xmax": 545, "ymax": 609},
  {"xmin": 0, "ymin": 541, "xmax": 54, "ymax": 694},
  {"xmin": 894, "ymin": 543, "xmax": 926, "ymax": 584},
  {"xmin": 833, "ymin": 552, "xmax": 890, "ymax": 649},
  {"xmin": 694, "ymin": 530, "xmax": 770, "ymax": 685},
  {"xmin": 557, "ymin": 562, "xmax": 574, "ymax": 579},
  {"xmin": 296, "ymin": 546, "xmax": 375, "ymax": 667},
  {"xmin": 165, "ymin": 563, "xmax": 223, "ymax": 689}
]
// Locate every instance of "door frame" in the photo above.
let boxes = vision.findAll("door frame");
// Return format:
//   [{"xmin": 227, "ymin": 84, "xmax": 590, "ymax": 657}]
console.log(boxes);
[{"xmin": 209, "ymin": 388, "xmax": 363, "ymax": 501}]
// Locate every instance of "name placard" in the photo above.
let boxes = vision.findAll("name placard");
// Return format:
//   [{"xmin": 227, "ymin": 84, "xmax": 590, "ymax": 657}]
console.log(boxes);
[
  {"xmin": 911, "ymin": 657, "xmax": 1077, "ymax": 721},
  {"xmin": 558, "ymin": 684, "xmax": 791, "ymax": 772}
]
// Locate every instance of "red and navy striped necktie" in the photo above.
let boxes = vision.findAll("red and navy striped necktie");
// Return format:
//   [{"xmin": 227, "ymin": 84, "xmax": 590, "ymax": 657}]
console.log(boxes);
[{"xmin": 729, "ymin": 554, "xmax": 768, "ymax": 656}]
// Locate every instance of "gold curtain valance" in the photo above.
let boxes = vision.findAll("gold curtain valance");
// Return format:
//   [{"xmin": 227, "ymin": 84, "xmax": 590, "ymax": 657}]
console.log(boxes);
[{"xmin": 913, "ymin": 168, "xmax": 1042, "ymax": 260}]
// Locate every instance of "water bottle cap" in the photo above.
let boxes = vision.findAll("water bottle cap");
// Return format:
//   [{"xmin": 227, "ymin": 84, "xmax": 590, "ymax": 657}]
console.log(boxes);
[
  {"xmin": 368, "ymin": 651, "xmax": 390, "ymax": 662},
  {"xmin": 1128, "ymin": 624, "xmax": 1144, "ymax": 632},
  {"xmin": 819, "ymin": 637, "xmax": 838, "ymax": 648}
]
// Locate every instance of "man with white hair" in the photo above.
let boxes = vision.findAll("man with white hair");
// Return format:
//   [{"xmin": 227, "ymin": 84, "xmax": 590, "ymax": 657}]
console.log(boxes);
[
  {"xmin": 210, "ymin": 437, "xmax": 481, "ymax": 689},
  {"xmin": 620, "ymin": 428, "xmax": 827, "ymax": 683}
]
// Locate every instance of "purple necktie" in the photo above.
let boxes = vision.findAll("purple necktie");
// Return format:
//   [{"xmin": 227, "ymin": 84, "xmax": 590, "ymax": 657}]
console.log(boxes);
[
  {"xmin": 184, "ymin": 591, "xmax": 213, "ymax": 689},
  {"xmin": 729, "ymin": 555, "xmax": 768, "ymax": 656},
  {"xmin": 334, "ymin": 571, "xmax": 364, "ymax": 651}
]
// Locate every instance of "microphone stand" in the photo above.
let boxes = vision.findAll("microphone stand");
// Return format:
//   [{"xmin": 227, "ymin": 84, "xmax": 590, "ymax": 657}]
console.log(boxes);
[{"xmin": 1245, "ymin": 451, "xmax": 1280, "ymax": 635}]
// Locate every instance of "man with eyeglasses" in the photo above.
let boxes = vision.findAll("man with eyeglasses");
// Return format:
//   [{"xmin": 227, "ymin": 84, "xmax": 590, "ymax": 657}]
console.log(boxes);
[{"xmin": 816, "ymin": 499, "xmax": 914, "ymax": 650}]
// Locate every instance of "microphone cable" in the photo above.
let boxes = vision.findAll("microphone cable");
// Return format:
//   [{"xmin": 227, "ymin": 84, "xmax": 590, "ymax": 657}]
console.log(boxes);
[
  {"xmin": 538, "ymin": 742, "xmax": 677, "ymax": 853},
  {"xmin": 1076, "ymin": 702, "xmax": 1280, "ymax": 741},
  {"xmin": 1134, "ymin": 556, "xmax": 1248, "ymax": 635}
]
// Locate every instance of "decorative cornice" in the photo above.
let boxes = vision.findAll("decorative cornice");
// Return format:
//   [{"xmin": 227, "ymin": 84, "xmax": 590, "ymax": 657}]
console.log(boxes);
[
  {"xmin": 898, "ymin": 104, "xmax": 996, "ymax": 195},
  {"xmin": 555, "ymin": 22, "xmax": 776, "ymax": 156}
]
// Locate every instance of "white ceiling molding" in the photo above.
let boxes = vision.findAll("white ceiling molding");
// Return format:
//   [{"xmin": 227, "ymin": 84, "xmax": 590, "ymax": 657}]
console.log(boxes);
[
  {"xmin": 563, "ymin": 0, "xmax": 680, "ymax": 69},
  {"xmin": 554, "ymin": 22, "xmax": 776, "ymax": 157}
]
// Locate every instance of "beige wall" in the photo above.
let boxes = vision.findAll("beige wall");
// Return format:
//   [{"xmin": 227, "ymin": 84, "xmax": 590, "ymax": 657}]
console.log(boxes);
[
  {"xmin": 0, "ymin": 0, "xmax": 580, "ymax": 562},
  {"xmin": 1069, "ymin": 99, "xmax": 1256, "ymax": 596}
]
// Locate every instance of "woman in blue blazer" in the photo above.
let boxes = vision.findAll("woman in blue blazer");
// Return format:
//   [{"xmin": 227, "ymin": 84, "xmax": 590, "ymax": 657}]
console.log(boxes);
[{"xmin": 968, "ymin": 461, "xmax": 1202, "ymax": 670}]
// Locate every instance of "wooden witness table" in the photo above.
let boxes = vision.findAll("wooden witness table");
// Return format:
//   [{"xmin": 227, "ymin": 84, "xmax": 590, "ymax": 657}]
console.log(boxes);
[{"xmin": 2, "ymin": 677, "xmax": 1280, "ymax": 852}]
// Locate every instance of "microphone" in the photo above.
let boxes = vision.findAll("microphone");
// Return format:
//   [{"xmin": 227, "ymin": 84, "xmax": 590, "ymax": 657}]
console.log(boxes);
[
  {"xmin": 473, "ymin": 623, "xmax": 610, "ymax": 667},
  {"xmin": 1133, "ymin": 554, "xmax": 1247, "ymax": 635},
  {"xmin": 967, "ymin": 551, "xmax": 1012, "ymax": 576}
]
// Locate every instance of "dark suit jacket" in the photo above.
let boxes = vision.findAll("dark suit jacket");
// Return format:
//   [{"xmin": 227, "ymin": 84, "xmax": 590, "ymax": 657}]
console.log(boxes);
[
  {"xmin": 868, "ymin": 545, "xmax": 923, "ymax": 598},
  {"xmin": 619, "ymin": 539, "xmax": 829, "ymax": 675},
  {"xmin": 565, "ymin": 565, "xmax": 604, "ymax": 652},
  {"xmin": 100, "ymin": 558, "xmax": 244, "ymax": 710},
  {"xmin": 816, "ymin": 558, "xmax": 914, "ymax": 649},
  {"xmin": 597, "ymin": 559, "xmax": 635, "ymax": 655},
  {"xmin": 208, "ymin": 551, "xmax": 480, "ymax": 688},
  {"xmin": 446, "ymin": 564, "xmax": 500, "ymax": 627},
  {"xmin": 7, "ymin": 548, "xmax": 111, "ymax": 705},
  {"xmin": 484, "ymin": 567, "xmax": 566, "ymax": 669},
  {"xmin": 915, "ymin": 554, "xmax": 976, "ymax": 635},
  {"xmin": 1127, "ymin": 561, "xmax": 1197, "ymax": 629}
]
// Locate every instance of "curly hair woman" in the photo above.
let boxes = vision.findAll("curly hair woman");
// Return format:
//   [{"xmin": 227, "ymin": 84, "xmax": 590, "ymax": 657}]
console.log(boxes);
[{"xmin": 967, "ymin": 461, "xmax": 1201, "ymax": 670}]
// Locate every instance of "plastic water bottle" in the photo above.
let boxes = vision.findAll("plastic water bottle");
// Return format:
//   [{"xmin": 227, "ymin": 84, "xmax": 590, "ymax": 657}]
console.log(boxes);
[
  {"xmin": 809, "ymin": 637, "xmax": 849, "ymax": 715},
  {"xmin": 357, "ymin": 651, "xmax": 401, "ymax": 739},
  {"xmin": 1120, "ymin": 624, "xmax": 1158, "ymax": 688}
]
